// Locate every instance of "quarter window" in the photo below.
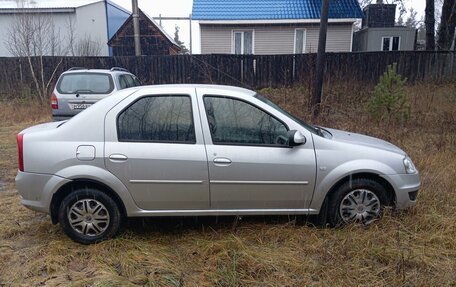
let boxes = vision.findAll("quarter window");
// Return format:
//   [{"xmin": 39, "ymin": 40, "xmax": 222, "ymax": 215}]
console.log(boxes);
[
  {"xmin": 203, "ymin": 96, "xmax": 289, "ymax": 146},
  {"xmin": 118, "ymin": 74, "xmax": 141, "ymax": 89},
  {"xmin": 117, "ymin": 95, "xmax": 195, "ymax": 143}
]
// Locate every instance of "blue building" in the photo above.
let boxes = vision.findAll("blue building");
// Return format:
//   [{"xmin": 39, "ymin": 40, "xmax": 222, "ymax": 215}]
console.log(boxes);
[{"xmin": 0, "ymin": 0, "xmax": 130, "ymax": 56}]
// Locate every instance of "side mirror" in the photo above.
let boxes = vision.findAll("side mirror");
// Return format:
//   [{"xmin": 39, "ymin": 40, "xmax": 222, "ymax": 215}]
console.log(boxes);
[{"xmin": 288, "ymin": 130, "xmax": 306, "ymax": 147}]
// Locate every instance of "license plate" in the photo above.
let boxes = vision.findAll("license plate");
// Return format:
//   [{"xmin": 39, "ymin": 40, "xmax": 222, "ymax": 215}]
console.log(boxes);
[{"xmin": 70, "ymin": 103, "xmax": 92, "ymax": 110}]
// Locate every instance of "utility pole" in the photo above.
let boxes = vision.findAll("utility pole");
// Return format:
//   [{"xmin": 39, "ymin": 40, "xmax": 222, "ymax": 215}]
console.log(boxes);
[
  {"xmin": 189, "ymin": 14, "xmax": 192, "ymax": 54},
  {"xmin": 425, "ymin": 0, "xmax": 435, "ymax": 51},
  {"xmin": 311, "ymin": 0, "xmax": 330, "ymax": 118},
  {"xmin": 132, "ymin": 0, "xmax": 141, "ymax": 56}
]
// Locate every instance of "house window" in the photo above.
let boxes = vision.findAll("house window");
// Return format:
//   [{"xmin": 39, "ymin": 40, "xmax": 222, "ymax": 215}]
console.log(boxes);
[
  {"xmin": 294, "ymin": 29, "xmax": 307, "ymax": 54},
  {"xmin": 382, "ymin": 36, "xmax": 400, "ymax": 51},
  {"xmin": 233, "ymin": 30, "xmax": 254, "ymax": 54}
]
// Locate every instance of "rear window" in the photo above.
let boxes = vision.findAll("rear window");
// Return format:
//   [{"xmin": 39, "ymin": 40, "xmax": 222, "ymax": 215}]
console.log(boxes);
[{"xmin": 57, "ymin": 73, "xmax": 114, "ymax": 94}]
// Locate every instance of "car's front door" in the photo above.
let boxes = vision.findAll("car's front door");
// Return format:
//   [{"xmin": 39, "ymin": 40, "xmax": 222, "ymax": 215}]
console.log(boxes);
[
  {"xmin": 104, "ymin": 87, "xmax": 209, "ymax": 210},
  {"xmin": 197, "ymin": 91, "xmax": 317, "ymax": 210}
]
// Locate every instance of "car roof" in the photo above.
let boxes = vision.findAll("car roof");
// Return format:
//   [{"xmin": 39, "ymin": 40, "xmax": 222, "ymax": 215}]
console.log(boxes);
[
  {"xmin": 133, "ymin": 84, "xmax": 256, "ymax": 96},
  {"xmin": 62, "ymin": 69, "xmax": 132, "ymax": 74}
]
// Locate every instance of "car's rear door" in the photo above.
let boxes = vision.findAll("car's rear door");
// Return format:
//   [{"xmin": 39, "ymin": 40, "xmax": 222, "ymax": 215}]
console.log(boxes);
[
  {"xmin": 196, "ymin": 88, "xmax": 317, "ymax": 210},
  {"xmin": 104, "ymin": 87, "xmax": 210, "ymax": 210}
]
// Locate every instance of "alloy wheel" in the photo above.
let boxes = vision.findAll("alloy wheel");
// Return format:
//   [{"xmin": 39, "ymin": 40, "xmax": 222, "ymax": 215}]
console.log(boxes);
[
  {"xmin": 68, "ymin": 199, "xmax": 110, "ymax": 236},
  {"xmin": 339, "ymin": 189, "xmax": 381, "ymax": 224}
]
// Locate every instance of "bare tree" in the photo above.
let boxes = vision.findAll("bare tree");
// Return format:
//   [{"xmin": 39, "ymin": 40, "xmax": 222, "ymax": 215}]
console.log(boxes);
[
  {"xmin": 404, "ymin": 8, "xmax": 419, "ymax": 28},
  {"xmin": 66, "ymin": 16, "xmax": 77, "ymax": 56},
  {"xmin": 6, "ymin": 13, "xmax": 64, "ymax": 103},
  {"xmin": 75, "ymin": 34, "xmax": 102, "ymax": 56},
  {"xmin": 65, "ymin": 17, "xmax": 102, "ymax": 56},
  {"xmin": 450, "ymin": 8, "xmax": 456, "ymax": 49},
  {"xmin": 425, "ymin": 0, "xmax": 436, "ymax": 50},
  {"xmin": 437, "ymin": 0, "xmax": 456, "ymax": 50}
]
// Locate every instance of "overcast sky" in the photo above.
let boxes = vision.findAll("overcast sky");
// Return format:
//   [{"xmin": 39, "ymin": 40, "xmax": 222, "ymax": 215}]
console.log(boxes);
[{"xmin": 110, "ymin": 0, "xmax": 428, "ymax": 54}]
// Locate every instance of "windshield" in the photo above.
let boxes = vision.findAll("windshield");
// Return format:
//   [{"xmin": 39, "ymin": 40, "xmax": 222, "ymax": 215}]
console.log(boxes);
[
  {"xmin": 57, "ymin": 73, "xmax": 114, "ymax": 94},
  {"xmin": 254, "ymin": 94, "xmax": 317, "ymax": 134}
]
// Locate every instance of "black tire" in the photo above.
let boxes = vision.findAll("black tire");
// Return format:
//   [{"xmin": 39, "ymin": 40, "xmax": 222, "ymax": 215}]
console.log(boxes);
[
  {"xmin": 58, "ymin": 188, "xmax": 122, "ymax": 244},
  {"xmin": 327, "ymin": 178, "xmax": 388, "ymax": 227},
  {"xmin": 311, "ymin": 196, "xmax": 329, "ymax": 227}
]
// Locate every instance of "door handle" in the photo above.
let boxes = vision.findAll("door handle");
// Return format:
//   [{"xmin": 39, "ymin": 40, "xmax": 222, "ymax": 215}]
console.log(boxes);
[
  {"xmin": 109, "ymin": 154, "xmax": 128, "ymax": 162},
  {"xmin": 213, "ymin": 157, "xmax": 232, "ymax": 165}
]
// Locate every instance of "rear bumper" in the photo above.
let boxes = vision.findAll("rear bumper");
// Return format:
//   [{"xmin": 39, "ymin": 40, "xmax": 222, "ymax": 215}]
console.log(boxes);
[
  {"xmin": 381, "ymin": 173, "xmax": 421, "ymax": 210},
  {"xmin": 52, "ymin": 108, "xmax": 80, "ymax": 121},
  {"xmin": 52, "ymin": 109, "xmax": 77, "ymax": 121},
  {"xmin": 15, "ymin": 171, "xmax": 71, "ymax": 214},
  {"xmin": 52, "ymin": 115, "xmax": 73, "ymax": 121}
]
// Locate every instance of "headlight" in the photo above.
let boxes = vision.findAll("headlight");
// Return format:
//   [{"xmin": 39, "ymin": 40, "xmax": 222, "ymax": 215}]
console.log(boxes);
[{"xmin": 403, "ymin": 156, "xmax": 417, "ymax": 174}]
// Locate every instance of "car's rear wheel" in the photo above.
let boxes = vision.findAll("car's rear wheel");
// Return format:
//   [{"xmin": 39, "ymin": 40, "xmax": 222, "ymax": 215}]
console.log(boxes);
[
  {"xmin": 328, "ymin": 178, "xmax": 388, "ymax": 227},
  {"xmin": 58, "ymin": 189, "xmax": 121, "ymax": 244}
]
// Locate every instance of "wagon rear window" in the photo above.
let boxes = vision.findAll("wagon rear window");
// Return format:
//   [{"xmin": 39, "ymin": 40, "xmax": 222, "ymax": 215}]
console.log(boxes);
[{"xmin": 57, "ymin": 73, "xmax": 114, "ymax": 94}]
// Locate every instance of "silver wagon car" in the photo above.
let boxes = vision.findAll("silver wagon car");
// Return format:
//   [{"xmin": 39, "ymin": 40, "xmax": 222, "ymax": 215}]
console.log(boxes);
[
  {"xmin": 16, "ymin": 85, "xmax": 420, "ymax": 244},
  {"xmin": 51, "ymin": 67, "xmax": 141, "ymax": 121}
]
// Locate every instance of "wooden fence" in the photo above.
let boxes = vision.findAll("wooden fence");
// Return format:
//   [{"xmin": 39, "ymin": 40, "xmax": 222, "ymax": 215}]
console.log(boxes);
[{"xmin": 0, "ymin": 51, "xmax": 455, "ymax": 98}]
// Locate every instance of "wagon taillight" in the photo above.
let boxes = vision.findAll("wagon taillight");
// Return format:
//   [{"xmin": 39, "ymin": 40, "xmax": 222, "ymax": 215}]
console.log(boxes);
[
  {"xmin": 51, "ymin": 93, "xmax": 58, "ymax": 109},
  {"xmin": 17, "ymin": 133, "xmax": 24, "ymax": 172}
]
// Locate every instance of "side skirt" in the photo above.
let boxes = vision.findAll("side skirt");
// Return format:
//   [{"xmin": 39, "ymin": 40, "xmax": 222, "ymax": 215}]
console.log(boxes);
[{"xmin": 128, "ymin": 208, "xmax": 319, "ymax": 217}]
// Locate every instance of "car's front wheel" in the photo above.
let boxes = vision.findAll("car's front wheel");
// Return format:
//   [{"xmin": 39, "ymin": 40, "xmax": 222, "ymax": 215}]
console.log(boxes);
[
  {"xmin": 328, "ymin": 178, "xmax": 388, "ymax": 227},
  {"xmin": 58, "ymin": 189, "xmax": 121, "ymax": 244}
]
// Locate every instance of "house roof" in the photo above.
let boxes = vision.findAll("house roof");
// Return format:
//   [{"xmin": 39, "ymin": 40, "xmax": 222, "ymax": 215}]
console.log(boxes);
[
  {"xmin": 192, "ymin": 0, "xmax": 363, "ymax": 21},
  {"xmin": 108, "ymin": 9, "xmax": 180, "ymax": 48},
  {"xmin": 0, "ymin": 0, "xmax": 103, "ymax": 9}
]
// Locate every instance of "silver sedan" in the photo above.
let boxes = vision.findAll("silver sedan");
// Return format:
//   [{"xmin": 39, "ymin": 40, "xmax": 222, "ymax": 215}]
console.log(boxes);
[{"xmin": 15, "ymin": 85, "xmax": 420, "ymax": 244}]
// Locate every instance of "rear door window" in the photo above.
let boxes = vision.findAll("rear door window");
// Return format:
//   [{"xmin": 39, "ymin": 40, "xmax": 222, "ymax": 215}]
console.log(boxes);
[
  {"xmin": 117, "ymin": 95, "xmax": 195, "ymax": 143},
  {"xmin": 57, "ymin": 73, "xmax": 114, "ymax": 94}
]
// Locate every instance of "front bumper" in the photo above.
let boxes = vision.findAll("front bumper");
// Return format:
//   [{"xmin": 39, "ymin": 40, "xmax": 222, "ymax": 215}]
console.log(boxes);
[
  {"xmin": 15, "ymin": 171, "xmax": 71, "ymax": 214},
  {"xmin": 381, "ymin": 173, "xmax": 421, "ymax": 210}
]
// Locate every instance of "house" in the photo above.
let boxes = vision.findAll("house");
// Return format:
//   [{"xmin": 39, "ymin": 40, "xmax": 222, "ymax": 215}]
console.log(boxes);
[
  {"xmin": 0, "ymin": 0, "xmax": 130, "ymax": 57},
  {"xmin": 108, "ymin": 9, "xmax": 181, "ymax": 56},
  {"xmin": 353, "ymin": 4, "xmax": 416, "ymax": 51},
  {"xmin": 192, "ymin": 0, "xmax": 363, "ymax": 55}
]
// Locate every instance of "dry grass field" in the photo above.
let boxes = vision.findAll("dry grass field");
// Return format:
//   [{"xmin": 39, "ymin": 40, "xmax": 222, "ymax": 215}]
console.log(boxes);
[{"xmin": 0, "ymin": 82, "xmax": 455, "ymax": 286}]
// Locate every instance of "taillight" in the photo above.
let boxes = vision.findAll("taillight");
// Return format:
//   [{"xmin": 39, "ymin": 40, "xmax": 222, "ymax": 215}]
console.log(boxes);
[
  {"xmin": 17, "ymin": 133, "xmax": 24, "ymax": 172},
  {"xmin": 51, "ymin": 93, "xmax": 58, "ymax": 109}
]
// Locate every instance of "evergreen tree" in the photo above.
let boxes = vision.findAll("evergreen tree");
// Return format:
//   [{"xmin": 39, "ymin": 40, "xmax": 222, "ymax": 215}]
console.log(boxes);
[
  {"xmin": 174, "ymin": 25, "xmax": 189, "ymax": 54},
  {"xmin": 368, "ymin": 63, "xmax": 410, "ymax": 124}
]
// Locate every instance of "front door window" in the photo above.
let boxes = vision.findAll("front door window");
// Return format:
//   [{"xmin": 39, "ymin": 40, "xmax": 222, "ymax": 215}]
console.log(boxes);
[{"xmin": 203, "ymin": 96, "xmax": 289, "ymax": 146}]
